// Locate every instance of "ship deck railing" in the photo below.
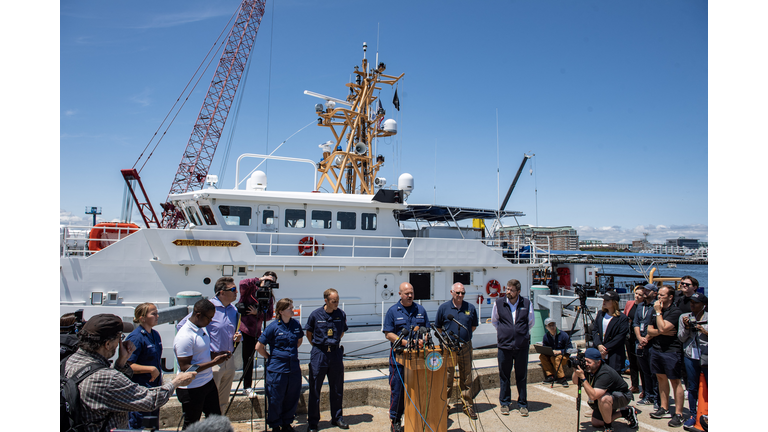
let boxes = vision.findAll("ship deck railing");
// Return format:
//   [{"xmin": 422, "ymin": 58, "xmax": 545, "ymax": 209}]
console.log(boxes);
[{"xmin": 60, "ymin": 225, "xmax": 550, "ymax": 265}]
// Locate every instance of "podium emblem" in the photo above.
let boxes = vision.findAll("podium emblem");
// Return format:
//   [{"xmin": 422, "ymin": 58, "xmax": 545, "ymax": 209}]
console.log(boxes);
[{"xmin": 425, "ymin": 352, "xmax": 444, "ymax": 371}]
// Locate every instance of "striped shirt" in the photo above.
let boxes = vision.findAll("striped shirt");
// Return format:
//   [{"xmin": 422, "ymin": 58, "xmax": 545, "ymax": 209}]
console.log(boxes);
[{"xmin": 63, "ymin": 348, "xmax": 176, "ymax": 432}]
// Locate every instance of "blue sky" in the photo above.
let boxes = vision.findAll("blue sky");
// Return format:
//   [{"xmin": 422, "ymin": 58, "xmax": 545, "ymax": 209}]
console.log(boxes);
[{"xmin": 56, "ymin": 0, "xmax": 709, "ymax": 243}]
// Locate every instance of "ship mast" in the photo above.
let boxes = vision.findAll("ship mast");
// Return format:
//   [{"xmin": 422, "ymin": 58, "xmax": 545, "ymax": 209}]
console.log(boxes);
[{"xmin": 311, "ymin": 43, "xmax": 404, "ymax": 194}]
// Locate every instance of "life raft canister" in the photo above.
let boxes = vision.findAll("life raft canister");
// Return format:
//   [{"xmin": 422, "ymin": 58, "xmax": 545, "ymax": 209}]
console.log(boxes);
[
  {"xmin": 88, "ymin": 222, "xmax": 140, "ymax": 252},
  {"xmin": 477, "ymin": 295, "xmax": 485, "ymax": 305},
  {"xmin": 298, "ymin": 236, "xmax": 319, "ymax": 256},
  {"xmin": 556, "ymin": 267, "xmax": 571, "ymax": 287},
  {"xmin": 486, "ymin": 279, "xmax": 501, "ymax": 297}
]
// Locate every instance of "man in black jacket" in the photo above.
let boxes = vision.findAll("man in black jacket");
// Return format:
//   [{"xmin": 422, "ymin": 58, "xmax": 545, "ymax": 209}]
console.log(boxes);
[{"xmin": 491, "ymin": 279, "xmax": 535, "ymax": 417}]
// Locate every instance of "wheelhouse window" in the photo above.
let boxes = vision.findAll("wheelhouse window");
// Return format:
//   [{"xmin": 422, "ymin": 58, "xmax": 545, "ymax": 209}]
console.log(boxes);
[
  {"xmin": 337, "ymin": 211, "xmax": 356, "ymax": 230},
  {"xmin": 185, "ymin": 206, "xmax": 203, "ymax": 226},
  {"xmin": 285, "ymin": 209, "xmax": 306, "ymax": 228},
  {"xmin": 199, "ymin": 205, "xmax": 217, "ymax": 226},
  {"xmin": 361, "ymin": 213, "xmax": 377, "ymax": 231},
  {"xmin": 219, "ymin": 205, "xmax": 252, "ymax": 226},
  {"xmin": 311, "ymin": 210, "xmax": 332, "ymax": 229}
]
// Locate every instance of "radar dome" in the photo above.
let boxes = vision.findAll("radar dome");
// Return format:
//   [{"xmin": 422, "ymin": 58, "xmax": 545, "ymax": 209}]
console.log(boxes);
[
  {"xmin": 382, "ymin": 119, "xmax": 397, "ymax": 134},
  {"xmin": 247, "ymin": 170, "xmax": 267, "ymax": 191},
  {"xmin": 398, "ymin": 173, "xmax": 414, "ymax": 197}
]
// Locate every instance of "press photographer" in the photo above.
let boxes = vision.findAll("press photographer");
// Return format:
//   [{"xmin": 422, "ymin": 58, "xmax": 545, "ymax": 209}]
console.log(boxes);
[
  {"xmin": 678, "ymin": 292, "xmax": 708, "ymax": 429},
  {"xmin": 238, "ymin": 271, "xmax": 277, "ymax": 397},
  {"xmin": 571, "ymin": 348, "xmax": 638, "ymax": 432}
]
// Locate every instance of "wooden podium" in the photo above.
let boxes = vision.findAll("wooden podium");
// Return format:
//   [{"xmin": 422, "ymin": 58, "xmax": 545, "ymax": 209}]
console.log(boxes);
[{"xmin": 396, "ymin": 347, "xmax": 455, "ymax": 432}]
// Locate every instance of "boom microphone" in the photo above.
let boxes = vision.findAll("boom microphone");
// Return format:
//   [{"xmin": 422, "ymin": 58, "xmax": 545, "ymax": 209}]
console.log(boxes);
[
  {"xmin": 446, "ymin": 314, "xmax": 470, "ymax": 333},
  {"xmin": 392, "ymin": 326, "xmax": 409, "ymax": 351}
]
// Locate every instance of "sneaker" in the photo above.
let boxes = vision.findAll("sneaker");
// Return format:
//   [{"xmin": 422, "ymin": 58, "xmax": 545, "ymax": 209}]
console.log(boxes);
[
  {"xmin": 624, "ymin": 406, "xmax": 638, "ymax": 429},
  {"xmin": 519, "ymin": 406, "xmax": 529, "ymax": 417},
  {"xmin": 500, "ymin": 405, "xmax": 510, "ymax": 415},
  {"xmin": 544, "ymin": 375, "xmax": 555, "ymax": 383},
  {"xmin": 244, "ymin": 388, "xmax": 257, "ymax": 399},
  {"xmin": 558, "ymin": 377, "xmax": 569, "ymax": 388},
  {"xmin": 683, "ymin": 416, "xmax": 696, "ymax": 430},
  {"xmin": 653, "ymin": 401, "xmax": 661, "ymax": 411},
  {"xmin": 464, "ymin": 405, "xmax": 478, "ymax": 420},
  {"xmin": 636, "ymin": 398, "xmax": 654, "ymax": 405},
  {"xmin": 668, "ymin": 414, "xmax": 685, "ymax": 428},
  {"xmin": 650, "ymin": 407, "xmax": 671, "ymax": 419},
  {"xmin": 629, "ymin": 386, "xmax": 640, "ymax": 394}
]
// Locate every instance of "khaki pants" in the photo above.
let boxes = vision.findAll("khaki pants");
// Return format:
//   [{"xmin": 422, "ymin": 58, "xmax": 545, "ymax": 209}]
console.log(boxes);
[
  {"xmin": 447, "ymin": 341, "xmax": 474, "ymax": 405},
  {"xmin": 539, "ymin": 354, "xmax": 566, "ymax": 379},
  {"xmin": 212, "ymin": 356, "xmax": 236, "ymax": 412}
]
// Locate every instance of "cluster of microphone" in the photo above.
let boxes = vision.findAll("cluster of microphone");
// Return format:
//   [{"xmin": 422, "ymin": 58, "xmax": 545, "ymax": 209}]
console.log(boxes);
[{"xmin": 392, "ymin": 314, "xmax": 468, "ymax": 354}]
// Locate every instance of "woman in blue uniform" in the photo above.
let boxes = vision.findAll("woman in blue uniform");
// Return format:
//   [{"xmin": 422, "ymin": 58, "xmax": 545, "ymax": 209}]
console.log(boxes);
[
  {"xmin": 256, "ymin": 298, "xmax": 304, "ymax": 432},
  {"xmin": 125, "ymin": 302, "xmax": 163, "ymax": 429}
]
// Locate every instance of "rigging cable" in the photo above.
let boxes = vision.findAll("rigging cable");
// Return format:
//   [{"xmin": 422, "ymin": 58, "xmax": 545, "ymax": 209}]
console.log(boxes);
[
  {"xmin": 132, "ymin": 8, "xmax": 238, "ymax": 173},
  {"xmin": 263, "ymin": 0, "xmax": 277, "ymax": 177}
]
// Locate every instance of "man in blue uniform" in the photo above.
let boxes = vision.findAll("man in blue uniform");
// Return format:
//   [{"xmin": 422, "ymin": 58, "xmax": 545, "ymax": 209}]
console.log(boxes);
[
  {"xmin": 491, "ymin": 279, "xmax": 535, "ymax": 417},
  {"xmin": 435, "ymin": 282, "xmax": 479, "ymax": 419},
  {"xmin": 383, "ymin": 282, "xmax": 430, "ymax": 432},
  {"xmin": 305, "ymin": 289, "xmax": 349, "ymax": 432}
]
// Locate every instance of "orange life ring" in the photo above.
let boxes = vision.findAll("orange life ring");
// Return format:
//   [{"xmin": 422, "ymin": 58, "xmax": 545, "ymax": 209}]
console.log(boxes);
[
  {"xmin": 486, "ymin": 279, "xmax": 501, "ymax": 297},
  {"xmin": 477, "ymin": 295, "xmax": 485, "ymax": 304},
  {"xmin": 298, "ymin": 236, "xmax": 319, "ymax": 256},
  {"xmin": 88, "ymin": 222, "xmax": 140, "ymax": 252}
]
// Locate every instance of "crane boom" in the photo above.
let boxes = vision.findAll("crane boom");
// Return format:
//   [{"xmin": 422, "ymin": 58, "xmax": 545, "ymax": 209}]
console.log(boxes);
[{"xmin": 156, "ymin": 0, "xmax": 267, "ymax": 228}]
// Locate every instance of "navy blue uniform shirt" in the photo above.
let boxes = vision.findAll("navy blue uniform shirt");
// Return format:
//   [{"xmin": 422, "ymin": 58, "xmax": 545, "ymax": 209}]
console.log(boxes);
[
  {"xmin": 305, "ymin": 307, "xmax": 348, "ymax": 346},
  {"xmin": 435, "ymin": 300, "xmax": 478, "ymax": 342},
  {"xmin": 383, "ymin": 301, "xmax": 430, "ymax": 352},
  {"xmin": 259, "ymin": 318, "xmax": 304, "ymax": 373},
  {"xmin": 125, "ymin": 325, "xmax": 163, "ymax": 387}
]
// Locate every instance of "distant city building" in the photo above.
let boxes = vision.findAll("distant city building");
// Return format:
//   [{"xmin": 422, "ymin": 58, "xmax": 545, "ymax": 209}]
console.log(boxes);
[
  {"xmin": 641, "ymin": 244, "xmax": 708, "ymax": 259},
  {"xmin": 666, "ymin": 237, "xmax": 700, "ymax": 249},
  {"xmin": 497, "ymin": 225, "xmax": 579, "ymax": 251}
]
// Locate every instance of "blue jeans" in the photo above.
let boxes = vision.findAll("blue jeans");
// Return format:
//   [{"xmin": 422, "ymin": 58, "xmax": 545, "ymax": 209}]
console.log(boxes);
[
  {"xmin": 684, "ymin": 357, "xmax": 708, "ymax": 417},
  {"xmin": 497, "ymin": 348, "xmax": 528, "ymax": 408}
]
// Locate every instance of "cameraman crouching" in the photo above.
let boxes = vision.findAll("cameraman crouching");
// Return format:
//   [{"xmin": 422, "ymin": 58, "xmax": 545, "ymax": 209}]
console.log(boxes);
[
  {"xmin": 238, "ymin": 271, "xmax": 277, "ymax": 397},
  {"xmin": 572, "ymin": 348, "xmax": 638, "ymax": 432}
]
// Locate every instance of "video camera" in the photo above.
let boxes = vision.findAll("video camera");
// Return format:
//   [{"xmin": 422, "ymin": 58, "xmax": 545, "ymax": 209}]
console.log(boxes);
[
  {"xmin": 567, "ymin": 349, "xmax": 587, "ymax": 370},
  {"xmin": 236, "ymin": 278, "xmax": 279, "ymax": 314},
  {"xmin": 61, "ymin": 309, "xmax": 86, "ymax": 334},
  {"xmin": 686, "ymin": 317, "xmax": 707, "ymax": 330}
]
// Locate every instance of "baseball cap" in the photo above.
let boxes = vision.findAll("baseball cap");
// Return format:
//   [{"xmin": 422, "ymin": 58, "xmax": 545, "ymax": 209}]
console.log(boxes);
[
  {"xmin": 544, "ymin": 317, "xmax": 556, "ymax": 327},
  {"xmin": 81, "ymin": 314, "xmax": 134, "ymax": 341},
  {"xmin": 690, "ymin": 292, "xmax": 708, "ymax": 304},
  {"xmin": 602, "ymin": 291, "xmax": 620, "ymax": 302},
  {"xmin": 643, "ymin": 283, "xmax": 658, "ymax": 292},
  {"xmin": 584, "ymin": 348, "xmax": 602, "ymax": 362}
]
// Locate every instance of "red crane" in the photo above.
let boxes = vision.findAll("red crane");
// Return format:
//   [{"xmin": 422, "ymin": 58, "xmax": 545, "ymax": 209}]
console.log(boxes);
[{"xmin": 122, "ymin": 0, "xmax": 267, "ymax": 229}]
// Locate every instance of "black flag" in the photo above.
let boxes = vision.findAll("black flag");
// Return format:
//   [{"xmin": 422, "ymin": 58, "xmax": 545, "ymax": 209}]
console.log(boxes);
[{"xmin": 393, "ymin": 88, "xmax": 400, "ymax": 111}]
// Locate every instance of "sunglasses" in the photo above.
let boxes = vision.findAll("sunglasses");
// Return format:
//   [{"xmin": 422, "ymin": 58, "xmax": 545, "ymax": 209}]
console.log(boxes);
[
  {"xmin": 221, "ymin": 286, "xmax": 237, "ymax": 293},
  {"xmin": 454, "ymin": 292, "xmax": 466, "ymax": 295},
  {"xmin": 679, "ymin": 282, "xmax": 692, "ymax": 287}
]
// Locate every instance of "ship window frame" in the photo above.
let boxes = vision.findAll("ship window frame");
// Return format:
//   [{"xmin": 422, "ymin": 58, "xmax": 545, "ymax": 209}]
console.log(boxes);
[
  {"xmin": 311, "ymin": 210, "xmax": 332, "ymax": 229},
  {"xmin": 185, "ymin": 206, "xmax": 203, "ymax": 226},
  {"xmin": 337, "ymin": 211, "xmax": 356, "ymax": 230},
  {"xmin": 218, "ymin": 205, "xmax": 252, "ymax": 226},
  {"xmin": 285, "ymin": 209, "xmax": 306, "ymax": 228},
  {"xmin": 361, "ymin": 213, "xmax": 377, "ymax": 231},
  {"xmin": 199, "ymin": 205, "xmax": 217, "ymax": 226},
  {"xmin": 262, "ymin": 209, "xmax": 275, "ymax": 225}
]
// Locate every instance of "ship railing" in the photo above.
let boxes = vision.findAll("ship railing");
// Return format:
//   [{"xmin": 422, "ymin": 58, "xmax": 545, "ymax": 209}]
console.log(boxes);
[
  {"xmin": 481, "ymin": 236, "xmax": 551, "ymax": 265},
  {"xmin": 60, "ymin": 225, "xmax": 141, "ymax": 257},
  {"xmin": 245, "ymin": 231, "xmax": 410, "ymax": 258}
]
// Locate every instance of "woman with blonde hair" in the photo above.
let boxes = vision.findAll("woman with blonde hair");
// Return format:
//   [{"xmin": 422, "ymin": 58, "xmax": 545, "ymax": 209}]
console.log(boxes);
[
  {"xmin": 125, "ymin": 302, "xmax": 163, "ymax": 429},
  {"xmin": 256, "ymin": 299, "xmax": 304, "ymax": 432},
  {"xmin": 592, "ymin": 291, "xmax": 630, "ymax": 374}
]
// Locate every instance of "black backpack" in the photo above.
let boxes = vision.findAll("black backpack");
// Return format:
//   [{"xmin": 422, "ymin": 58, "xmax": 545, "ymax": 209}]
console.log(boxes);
[{"xmin": 60, "ymin": 356, "xmax": 106, "ymax": 432}]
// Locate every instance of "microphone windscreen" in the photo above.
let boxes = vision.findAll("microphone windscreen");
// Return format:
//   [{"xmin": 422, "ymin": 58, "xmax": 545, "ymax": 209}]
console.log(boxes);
[
  {"xmin": 184, "ymin": 415, "xmax": 234, "ymax": 432},
  {"xmin": 447, "ymin": 314, "xmax": 455, "ymax": 321}
]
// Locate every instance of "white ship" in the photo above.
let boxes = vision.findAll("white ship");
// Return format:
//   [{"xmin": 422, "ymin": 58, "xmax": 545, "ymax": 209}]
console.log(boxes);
[{"xmin": 60, "ymin": 5, "xmax": 550, "ymax": 366}]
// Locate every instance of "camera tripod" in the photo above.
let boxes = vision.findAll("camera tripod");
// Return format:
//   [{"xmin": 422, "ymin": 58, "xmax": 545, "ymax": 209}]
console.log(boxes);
[
  {"xmin": 565, "ymin": 283, "xmax": 596, "ymax": 432},
  {"xmin": 225, "ymin": 302, "xmax": 271, "ymax": 432}
]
